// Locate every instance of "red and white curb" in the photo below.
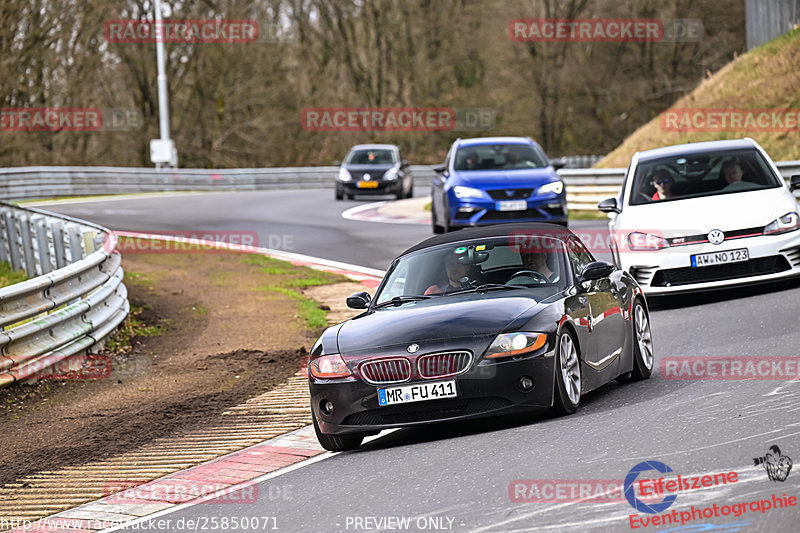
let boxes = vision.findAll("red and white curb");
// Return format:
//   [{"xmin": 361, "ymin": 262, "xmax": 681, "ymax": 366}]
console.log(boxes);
[
  {"xmin": 6, "ymin": 427, "xmax": 328, "ymax": 533},
  {"xmin": 342, "ymin": 201, "xmax": 430, "ymax": 225},
  {"xmin": 2, "ymin": 234, "xmax": 386, "ymax": 533}
]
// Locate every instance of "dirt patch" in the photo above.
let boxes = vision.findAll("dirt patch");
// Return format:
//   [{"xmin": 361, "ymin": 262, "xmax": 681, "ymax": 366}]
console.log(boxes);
[{"xmin": 0, "ymin": 251, "xmax": 335, "ymax": 487}]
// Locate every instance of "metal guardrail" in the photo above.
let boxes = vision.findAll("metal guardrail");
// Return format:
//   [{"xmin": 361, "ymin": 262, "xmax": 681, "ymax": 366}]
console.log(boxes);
[
  {"xmin": 2, "ymin": 162, "xmax": 798, "ymax": 207},
  {"xmin": 0, "ymin": 202, "xmax": 128, "ymax": 388}
]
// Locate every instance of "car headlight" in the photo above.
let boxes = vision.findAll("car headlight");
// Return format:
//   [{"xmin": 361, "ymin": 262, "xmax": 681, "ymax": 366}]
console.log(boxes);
[
  {"xmin": 485, "ymin": 332, "xmax": 547, "ymax": 359},
  {"xmin": 383, "ymin": 168, "xmax": 399, "ymax": 180},
  {"xmin": 763, "ymin": 212, "xmax": 800, "ymax": 235},
  {"xmin": 627, "ymin": 232, "xmax": 669, "ymax": 251},
  {"xmin": 453, "ymin": 186, "xmax": 485, "ymax": 199},
  {"xmin": 537, "ymin": 181, "xmax": 564, "ymax": 195},
  {"xmin": 338, "ymin": 168, "xmax": 352, "ymax": 182},
  {"xmin": 310, "ymin": 354, "xmax": 352, "ymax": 379}
]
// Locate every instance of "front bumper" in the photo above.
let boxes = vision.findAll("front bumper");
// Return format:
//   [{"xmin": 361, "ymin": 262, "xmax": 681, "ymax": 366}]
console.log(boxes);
[
  {"xmin": 310, "ymin": 349, "xmax": 556, "ymax": 435},
  {"xmin": 620, "ymin": 230, "xmax": 800, "ymax": 295},
  {"xmin": 448, "ymin": 191, "xmax": 568, "ymax": 228}
]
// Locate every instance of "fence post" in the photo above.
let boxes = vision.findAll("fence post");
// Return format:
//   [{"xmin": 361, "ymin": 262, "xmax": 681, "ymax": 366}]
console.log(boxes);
[
  {"xmin": 33, "ymin": 216, "xmax": 53, "ymax": 275},
  {"xmin": 18, "ymin": 215, "xmax": 38, "ymax": 277},
  {"xmin": 50, "ymin": 221, "xmax": 67, "ymax": 269}
]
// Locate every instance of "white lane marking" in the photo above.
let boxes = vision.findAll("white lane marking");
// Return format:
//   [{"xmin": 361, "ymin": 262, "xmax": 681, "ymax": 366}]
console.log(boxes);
[
  {"xmin": 341, "ymin": 200, "xmax": 389, "ymax": 220},
  {"xmin": 342, "ymin": 200, "xmax": 430, "ymax": 225},
  {"xmin": 22, "ymin": 191, "xmax": 217, "ymax": 207}
]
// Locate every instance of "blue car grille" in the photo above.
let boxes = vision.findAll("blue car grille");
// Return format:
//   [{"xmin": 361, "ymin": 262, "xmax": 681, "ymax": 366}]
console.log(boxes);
[{"xmin": 487, "ymin": 189, "xmax": 533, "ymax": 200}]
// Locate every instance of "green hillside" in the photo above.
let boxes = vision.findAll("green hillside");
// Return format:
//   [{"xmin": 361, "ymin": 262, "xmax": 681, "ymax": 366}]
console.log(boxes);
[{"xmin": 598, "ymin": 28, "xmax": 800, "ymax": 167}]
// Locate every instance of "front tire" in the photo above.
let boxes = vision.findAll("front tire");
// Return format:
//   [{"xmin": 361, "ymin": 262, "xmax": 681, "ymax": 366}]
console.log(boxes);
[
  {"xmin": 335, "ymin": 185, "xmax": 344, "ymax": 200},
  {"xmin": 312, "ymin": 410, "xmax": 364, "ymax": 452},
  {"xmin": 549, "ymin": 329, "xmax": 581, "ymax": 416},
  {"xmin": 629, "ymin": 300, "xmax": 653, "ymax": 380}
]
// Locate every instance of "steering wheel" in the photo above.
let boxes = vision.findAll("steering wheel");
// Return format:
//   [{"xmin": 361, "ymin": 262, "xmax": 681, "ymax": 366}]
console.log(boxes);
[{"xmin": 508, "ymin": 270, "xmax": 550, "ymax": 284}]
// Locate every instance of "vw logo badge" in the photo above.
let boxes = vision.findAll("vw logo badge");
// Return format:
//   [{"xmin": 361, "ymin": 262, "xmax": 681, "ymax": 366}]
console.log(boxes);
[
  {"xmin": 363, "ymin": 173, "xmax": 371, "ymax": 181},
  {"xmin": 407, "ymin": 344, "xmax": 420, "ymax": 353},
  {"xmin": 707, "ymin": 229, "xmax": 725, "ymax": 245}
]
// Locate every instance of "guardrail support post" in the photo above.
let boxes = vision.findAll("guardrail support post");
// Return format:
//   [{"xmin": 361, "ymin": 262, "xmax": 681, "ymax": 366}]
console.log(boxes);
[
  {"xmin": 0, "ymin": 209, "xmax": 9, "ymax": 265},
  {"xmin": 33, "ymin": 217, "xmax": 53, "ymax": 275},
  {"xmin": 50, "ymin": 221, "xmax": 67, "ymax": 269},
  {"xmin": 19, "ymin": 215, "xmax": 38, "ymax": 278},
  {"xmin": 5, "ymin": 211, "xmax": 22, "ymax": 272},
  {"xmin": 67, "ymin": 225, "xmax": 84, "ymax": 262}
]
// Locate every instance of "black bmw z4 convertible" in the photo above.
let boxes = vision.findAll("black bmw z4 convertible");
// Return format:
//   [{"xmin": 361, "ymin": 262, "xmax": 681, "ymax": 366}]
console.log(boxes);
[{"xmin": 309, "ymin": 223, "xmax": 653, "ymax": 451}]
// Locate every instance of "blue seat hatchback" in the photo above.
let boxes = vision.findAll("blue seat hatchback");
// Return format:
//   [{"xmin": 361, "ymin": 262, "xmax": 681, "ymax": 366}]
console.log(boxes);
[{"xmin": 431, "ymin": 137, "xmax": 568, "ymax": 233}]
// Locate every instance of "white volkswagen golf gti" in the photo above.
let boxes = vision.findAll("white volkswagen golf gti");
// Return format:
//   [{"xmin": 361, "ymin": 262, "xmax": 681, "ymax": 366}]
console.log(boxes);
[{"xmin": 598, "ymin": 138, "xmax": 800, "ymax": 295}]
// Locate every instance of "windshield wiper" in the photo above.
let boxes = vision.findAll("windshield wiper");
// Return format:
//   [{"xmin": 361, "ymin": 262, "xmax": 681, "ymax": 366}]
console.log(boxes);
[
  {"xmin": 447, "ymin": 283, "xmax": 525, "ymax": 296},
  {"xmin": 373, "ymin": 295, "xmax": 435, "ymax": 309}
]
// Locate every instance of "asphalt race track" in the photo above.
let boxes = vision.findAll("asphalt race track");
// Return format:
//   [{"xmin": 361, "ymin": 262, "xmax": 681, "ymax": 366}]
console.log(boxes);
[{"xmin": 39, "ymin": 191, "xmax": 800, "ymax": 532}]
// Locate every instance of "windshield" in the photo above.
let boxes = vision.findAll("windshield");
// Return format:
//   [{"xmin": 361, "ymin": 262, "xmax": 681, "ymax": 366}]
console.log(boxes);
[
  {"xmin": 454, "ymin": 143, "xmax": 549, "ymax": 171},
  {"xmin": 345, "ymin": 148, "xmax": 397, "ymax": 165},
  {"xmin": 374, "ymin": 237, "xmax": 568, "ymax": 305},
  {"xmin": 629, "ymin": 148, "xmax": 782, "ymax": 205}
]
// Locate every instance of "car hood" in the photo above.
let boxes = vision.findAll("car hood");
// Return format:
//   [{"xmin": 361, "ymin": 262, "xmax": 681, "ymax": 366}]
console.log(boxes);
[
  {"xmin": 615, "ymin": 187, "xmax": 797, "ymax": 235},
  {"xmin": 453, "ymin": 168, "xmax": 558, "ymax": 188},
  {"xmin": 337, "ymin": 294, "xmax": 543, "ymax": 354}
]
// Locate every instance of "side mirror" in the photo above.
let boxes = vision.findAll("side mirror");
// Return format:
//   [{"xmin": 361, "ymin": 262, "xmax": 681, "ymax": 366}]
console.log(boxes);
[
  {"xmin": 597, "ymin": 197, "xmax": 621, "ymax": 214},
  {"xmin": 401, "ymin": 159, "xmax": 410, "ymax": 168},
  {"xmin": 550, "ymin": 158, "xmax": 566, "ymax": 170},
  {"xmin": 580, "ymin": 261, "xmax": 614, "ymax": 282},
  {"xmin": 346, "ymin": 291, "xmax": 371, "ymax": 309},
  {"xmin": 333, "ymin": 160, "xmax": 341, "ymax": 166},
  {"xmin": 790, "ymin": 175, "xmax": 800, "ymax": 191},
  {"xmin": 432, "ymin": 164, "xmax": 446, "ymax": 174}
]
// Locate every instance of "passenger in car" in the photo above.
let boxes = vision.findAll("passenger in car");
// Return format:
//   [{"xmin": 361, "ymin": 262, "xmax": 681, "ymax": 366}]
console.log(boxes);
[
  {"xmin": 517, "ymin": 252, "xmax": 559, "ymax": 283},
  {"xmin": 721, "ymin": 157, "xmax": 744, "ymax": 185},
  {"xmin": 651, "ymin": 172, "xmax": 676, "ymax": 201},
  {"xmin": 424, "ymin": 252, "xmax": 473, "ymax": 294},
  {"xmin": 464, "ymin": 151, "xmax": 479, "ymax": 170}
]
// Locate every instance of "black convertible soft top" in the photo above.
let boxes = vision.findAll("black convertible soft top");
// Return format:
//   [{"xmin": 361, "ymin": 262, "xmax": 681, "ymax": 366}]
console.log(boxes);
[{"xmin": 401, "ymin": 223, "xmax": 575, "ymax": 256}]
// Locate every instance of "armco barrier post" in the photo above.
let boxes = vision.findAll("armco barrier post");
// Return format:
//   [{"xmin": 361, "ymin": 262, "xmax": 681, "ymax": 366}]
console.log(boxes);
[
  {"xmin": 33, "ymin": 216, "xmax": 52, "ymax": 274},
  {"xmin": 50, "ymin": 221, "xmax": 67, "ymax": 269},
  {"xmin": 19, "ymin": 215, "xmax": 37, "ymax": 277}
]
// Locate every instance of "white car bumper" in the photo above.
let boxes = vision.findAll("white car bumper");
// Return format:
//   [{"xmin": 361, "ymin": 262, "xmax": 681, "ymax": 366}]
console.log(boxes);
[{"xmin": 618, "ymin": 230, "xmax": 800, "ymax": 295}]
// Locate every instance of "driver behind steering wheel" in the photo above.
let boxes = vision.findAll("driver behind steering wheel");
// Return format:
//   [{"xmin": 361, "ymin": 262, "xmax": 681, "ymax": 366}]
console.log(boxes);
[
  {"xmin": 509, "ymin": 251, "xmax": 559, "ymax": 285},
  {"xmin": 424, "ymin": 252, "xmax": 473, "ymax": 295}
]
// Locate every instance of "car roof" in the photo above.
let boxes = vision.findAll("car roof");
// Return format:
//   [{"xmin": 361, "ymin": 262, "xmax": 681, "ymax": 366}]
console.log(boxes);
[
  {"xmin": 637, "ymin": 138, "xmax": 757, "ymax": 162},
  {"xmin": 456, "ymin": 136, "xmax": 534, "ymax": 147},
  {"xmin": 401, "ymin": 223, "xmax": 575, "ymax": 256},
  {"xmin": 347, "ymin": 144, "xmax": 399, "ymax": 151}
]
